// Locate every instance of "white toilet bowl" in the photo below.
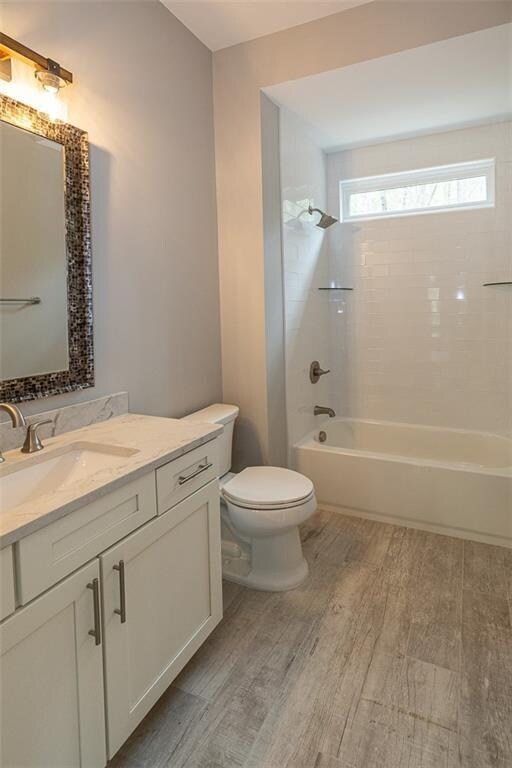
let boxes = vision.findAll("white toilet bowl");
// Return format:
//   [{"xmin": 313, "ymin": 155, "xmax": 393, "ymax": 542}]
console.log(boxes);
[
  {"xmin": 182, "ymin": 404, "xmax": 316, "ymax": 591},
  {"xmin": 221, "ymin": 466, "xmax": 316, "ymax": 591}
]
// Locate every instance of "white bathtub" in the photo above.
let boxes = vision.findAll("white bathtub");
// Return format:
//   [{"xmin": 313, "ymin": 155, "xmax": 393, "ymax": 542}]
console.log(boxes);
[{"xmin": 294, "ymin": 419, "xmax": 512, "ymax": 547}]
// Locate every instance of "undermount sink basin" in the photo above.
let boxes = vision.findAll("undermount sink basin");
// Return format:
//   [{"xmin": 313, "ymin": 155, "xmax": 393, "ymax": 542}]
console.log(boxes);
[{"xmin": 0, "ymin": 442, "xmax": 139, "ymax": 513}]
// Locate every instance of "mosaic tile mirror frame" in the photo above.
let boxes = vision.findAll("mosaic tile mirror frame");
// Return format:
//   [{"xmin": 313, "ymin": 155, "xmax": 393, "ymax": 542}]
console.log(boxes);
[{"xmin": 0, "ymin": 94, "xmax": 94, "ymax": 402}]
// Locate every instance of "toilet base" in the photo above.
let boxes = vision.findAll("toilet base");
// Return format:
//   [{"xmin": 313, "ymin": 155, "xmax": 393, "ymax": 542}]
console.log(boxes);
[
  {"xmin": 221, "ymin": 526, "xmax": 309, "ymax": 592},
  {"xmin": 222, "ymin": 558, "xmax": 309, "ymax": 592}
]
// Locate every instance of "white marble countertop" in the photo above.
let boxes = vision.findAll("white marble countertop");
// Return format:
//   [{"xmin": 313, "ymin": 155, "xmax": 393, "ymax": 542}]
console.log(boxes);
[{"xmin": 0, "ymin": 413, "xmax": 221, "ymax": 547}]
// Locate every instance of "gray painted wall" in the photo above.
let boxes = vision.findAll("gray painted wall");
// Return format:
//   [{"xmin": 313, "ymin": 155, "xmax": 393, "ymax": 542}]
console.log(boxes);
[
  {"xmin": 1, "ymin": 1, "xmax": 222, "ymax": 419},
  {"xmin": 260, "ymin": 94, "xmax": 287, "ymax": 468}
]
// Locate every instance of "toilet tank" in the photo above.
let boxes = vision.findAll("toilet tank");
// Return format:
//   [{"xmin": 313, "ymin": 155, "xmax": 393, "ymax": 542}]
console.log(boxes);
[{"xmin": 182, "ymin": 404, "xmax": 239, "ymax": 477}]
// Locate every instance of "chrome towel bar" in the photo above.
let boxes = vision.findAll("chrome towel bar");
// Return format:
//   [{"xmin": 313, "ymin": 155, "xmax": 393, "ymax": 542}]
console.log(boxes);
[{"xmin": 0, "ymin": 297, "xmax": 41, "ymax": 305}]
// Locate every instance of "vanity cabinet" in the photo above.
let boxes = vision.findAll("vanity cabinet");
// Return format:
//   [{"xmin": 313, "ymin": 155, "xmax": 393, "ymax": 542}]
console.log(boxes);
[
  {"xmin": 101, "ymin": 481, "xmax": 222, "ymax": 757},
  {"xmin": 0, "ymin": 559, "xmax": 106, "ymax": 768},
  {"xmin": 0, "ymin": 439, "xmax": 222, "ymax": 767}
]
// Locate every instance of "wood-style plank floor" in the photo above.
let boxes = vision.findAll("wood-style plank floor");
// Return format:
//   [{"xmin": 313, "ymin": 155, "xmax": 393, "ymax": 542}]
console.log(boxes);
[{"xmin": 110, "ymin": 510, "xmax": 512, "ymax": 768}]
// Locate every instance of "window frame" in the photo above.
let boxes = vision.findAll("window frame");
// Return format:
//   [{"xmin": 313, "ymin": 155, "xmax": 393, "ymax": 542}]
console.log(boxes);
[{"xmin": 339, "ymin": 158, "xmax": 495, "ymax": 223}]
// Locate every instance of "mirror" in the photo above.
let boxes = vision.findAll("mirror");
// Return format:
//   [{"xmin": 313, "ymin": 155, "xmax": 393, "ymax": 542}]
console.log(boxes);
[
  {"xmin": 1, "ymin": 122, "xmax": 69, "ymax": 380},
  {"xmin": 0, "ymin": 94, "xmax": 94, "ymax": 402}
]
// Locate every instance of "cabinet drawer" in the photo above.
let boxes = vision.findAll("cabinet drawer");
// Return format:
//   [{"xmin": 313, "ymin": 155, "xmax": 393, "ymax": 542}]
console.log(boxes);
[
  {"xmin": 17, "ymin": 472, "xmax": 157, "ymax": 604},
  {"xmin": 156, "ymin": 440, "xmax": 218, "ymax": 514},
  {"xmin": 0, "ymin": 547, "xmax": 15, "ymax": 620}
]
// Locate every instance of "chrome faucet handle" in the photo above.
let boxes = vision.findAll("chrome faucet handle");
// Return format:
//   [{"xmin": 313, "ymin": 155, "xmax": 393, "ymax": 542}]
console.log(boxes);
[
  {"xmin": 21, "ymin": 419, "xmax": 52, "ymax": 454},
  {"xmin": 310, "ymin": 361, "xmax": 331, "ymax": 383}
]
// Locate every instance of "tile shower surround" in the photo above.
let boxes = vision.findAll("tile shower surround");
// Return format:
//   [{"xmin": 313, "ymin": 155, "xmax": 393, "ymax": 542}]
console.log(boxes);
[{"xmin": 325, "ymin": 121, "xmax": 512, "ymax": 435}]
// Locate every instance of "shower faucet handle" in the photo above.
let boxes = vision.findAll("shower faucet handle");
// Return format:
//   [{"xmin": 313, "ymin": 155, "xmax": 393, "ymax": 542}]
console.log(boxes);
[{"xmin": 310, "ymin": 361, "xmax": 331, "ymax": 383}]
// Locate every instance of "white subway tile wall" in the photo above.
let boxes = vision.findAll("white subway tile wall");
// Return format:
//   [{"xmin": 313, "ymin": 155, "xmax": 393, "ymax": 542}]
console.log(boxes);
[
  {"xmin": 326, "ymin": 121, "xmax": 512, "ymax": 434},
  {"xmin": 280, "ymin": 109, "xmax": 331, "ymax": 451}
]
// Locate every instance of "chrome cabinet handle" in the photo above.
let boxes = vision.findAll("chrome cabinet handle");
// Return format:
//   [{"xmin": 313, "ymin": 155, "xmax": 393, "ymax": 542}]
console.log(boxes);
[
  {"xmin": 87, "ymin": 578, "xmax": 101, "ymax": 645},
  {"xmin": 113, "ymin": 560, "xmax": 127, "ymax": 624},
  {"xmin": 178, "ymin": 461, "xmax": 213, "ymax": 485}
]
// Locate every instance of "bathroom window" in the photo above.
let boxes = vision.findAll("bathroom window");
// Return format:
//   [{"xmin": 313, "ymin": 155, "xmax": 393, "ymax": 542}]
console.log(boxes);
[{"xmin": 339, "ymin": 158, "xmax": 495, "ymax": 222}]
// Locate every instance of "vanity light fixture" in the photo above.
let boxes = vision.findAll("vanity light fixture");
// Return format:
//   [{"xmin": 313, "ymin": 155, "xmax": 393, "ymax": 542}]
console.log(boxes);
[
  {"xmin": 35, "ymin": 61, "xmax": 67, "ymax": 94},
  {"xmin": 0, "ymin": 32, "xmax": 73, "ymax": 90}
]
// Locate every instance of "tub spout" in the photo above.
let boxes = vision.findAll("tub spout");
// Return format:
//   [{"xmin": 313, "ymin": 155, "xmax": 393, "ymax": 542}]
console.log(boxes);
[{"xmin": 314, "ymin": 405, "xmax": 335, "ymax": 418}]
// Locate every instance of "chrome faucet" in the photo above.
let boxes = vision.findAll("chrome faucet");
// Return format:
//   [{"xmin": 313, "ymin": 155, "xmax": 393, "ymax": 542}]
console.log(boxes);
[
  {"xmin": 314, "ymin": 405, "xmax": 336, "ymax": 418},
  {"xmin": 0, "ymin": 403, "xmax": 27, "ymax": 463}
]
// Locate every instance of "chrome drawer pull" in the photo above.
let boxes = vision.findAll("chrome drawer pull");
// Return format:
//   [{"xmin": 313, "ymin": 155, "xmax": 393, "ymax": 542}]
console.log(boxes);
[
  {"xmin": 87, "ymin": 578, "xmax": 101, "ymax": 645},
  {"xmin": 113, "ymin": 560, "xmax": 127, "ymax": 624},
  {"xmin": 178, "ymin": 461, "xmax": 213, "ymax": 485}
]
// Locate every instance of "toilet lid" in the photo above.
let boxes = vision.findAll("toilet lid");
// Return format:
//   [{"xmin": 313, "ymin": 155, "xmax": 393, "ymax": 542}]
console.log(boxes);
[{"xmin": 222, "ymin": 466, "xmax": 314, "ymax": 508}]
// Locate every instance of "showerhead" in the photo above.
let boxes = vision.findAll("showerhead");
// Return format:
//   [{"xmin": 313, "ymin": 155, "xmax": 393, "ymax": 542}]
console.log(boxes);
[{"xmin": 308, "ymin": 205, "xmax": 338, "ymax": 229}]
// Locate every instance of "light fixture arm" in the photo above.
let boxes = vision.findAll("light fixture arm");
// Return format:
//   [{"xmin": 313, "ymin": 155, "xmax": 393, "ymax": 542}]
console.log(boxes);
[
  {"xmin": 0, "ymin": 32, "xmax": 73, "ymax": 85},
  {"xmin": 46, "ymin": 58, "xmax": 63, "ymax": 78}
]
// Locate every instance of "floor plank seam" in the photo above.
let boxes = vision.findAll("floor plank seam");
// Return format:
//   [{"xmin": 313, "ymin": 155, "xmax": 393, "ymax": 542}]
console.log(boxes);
[
  {"xmin": 404, "ymin": 652, "xmax": 459, "ymax": 676},
  {"xmin": 359, "ymin": 696, "xmax": 458, "ymax": 734},
  {"xmin": 455, "ymin": 539, "xmax": 465, "ymax": 755}
]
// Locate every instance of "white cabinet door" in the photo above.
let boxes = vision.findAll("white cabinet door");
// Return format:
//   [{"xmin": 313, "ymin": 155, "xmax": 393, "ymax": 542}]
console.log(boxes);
[
  {"xmin": 0, "ymin": 559, "xmax": 106, "ymax": 768},
  {"xmin": 101, "ymin": 480, "xmax": 222, "ymax": 758}
]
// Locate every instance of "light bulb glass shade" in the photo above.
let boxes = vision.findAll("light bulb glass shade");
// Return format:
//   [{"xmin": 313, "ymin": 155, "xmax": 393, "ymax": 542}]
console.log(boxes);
[
  {"xmin": 35, "ymin": 69, "xmax": 66, "ymax": 93},
  {"xmin": 0, "ymin": 58, "xmax": 68, "ymax": 121}
]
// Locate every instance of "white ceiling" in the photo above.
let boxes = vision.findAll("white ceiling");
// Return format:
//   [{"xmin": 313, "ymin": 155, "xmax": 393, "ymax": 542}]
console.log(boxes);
[
  {"xmin": 161, "ymin": 0, "xmax": 369, "ymax": 51},
  {"xmin": 265, "ymin": 23, "xmax": 512, "ymax": 151}
]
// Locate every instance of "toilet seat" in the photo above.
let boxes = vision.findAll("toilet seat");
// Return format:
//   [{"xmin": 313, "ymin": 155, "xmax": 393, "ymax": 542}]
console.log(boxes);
[
  {"xmin": 222, "ymin": 466, "xmax": 314, "ymax": 510},
  {"xmin": 183, "ymin": 403, "xmax": 316, "ymax": 592},
  {"xmin": 223, "ymin": 491, "xmax": 315, "ymax": 512}
]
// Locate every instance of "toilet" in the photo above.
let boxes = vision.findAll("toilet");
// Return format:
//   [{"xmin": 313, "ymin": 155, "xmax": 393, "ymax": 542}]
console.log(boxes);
[{"xmin": 183, "ymin": 404, "xmax": 316, "ymax": 591}]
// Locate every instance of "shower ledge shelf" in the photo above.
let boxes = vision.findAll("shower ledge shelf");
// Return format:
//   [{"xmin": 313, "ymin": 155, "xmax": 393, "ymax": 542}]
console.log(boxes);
[
  {"xmin": 482, "ymin": 281, "xmax": 512, "ymax": 287},
  {"xmin": 318, "ymin": 286, "xmax": 353, "ymax": 291}
]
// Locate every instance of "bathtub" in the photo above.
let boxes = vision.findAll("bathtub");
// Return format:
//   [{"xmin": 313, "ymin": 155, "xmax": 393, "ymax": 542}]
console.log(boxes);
[{"xmin": 294, "ymin": 419, "xmax": 512, "ymax": 547}]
